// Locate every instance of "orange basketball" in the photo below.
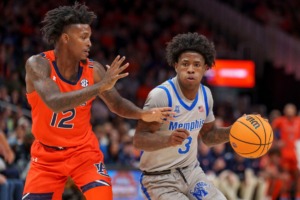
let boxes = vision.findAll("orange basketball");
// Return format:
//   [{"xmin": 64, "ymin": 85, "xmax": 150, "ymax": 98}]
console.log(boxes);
[{"xmin": 229, "ymin": 114, "xmax": 273, "ymax": 159}]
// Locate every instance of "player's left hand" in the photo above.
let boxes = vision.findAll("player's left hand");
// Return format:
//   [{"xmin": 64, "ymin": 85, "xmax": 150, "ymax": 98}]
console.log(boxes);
[{"xmin": 141, "ymin": 107, "xmax": 175, "ymax": 123}]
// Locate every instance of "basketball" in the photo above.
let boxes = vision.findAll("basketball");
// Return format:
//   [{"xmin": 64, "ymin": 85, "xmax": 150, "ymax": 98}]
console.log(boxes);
[{"xmin": 229, "ymin": 114, "xmax": 273, "ymax": 159}]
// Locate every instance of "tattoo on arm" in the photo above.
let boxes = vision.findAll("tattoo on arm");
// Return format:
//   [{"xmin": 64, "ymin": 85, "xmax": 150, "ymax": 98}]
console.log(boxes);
[
  {"xmin": 199, "ymin": 122, "xmax": 230, "ymax": 147},
  {"xmin": 26, "ymin": 55, "xmax": 102, "ymax": 112},
  {"xmin": 100, "ymin": 90, "xmax": 142, "ymax": 119},
  {"xmin": 133, "ymin": 120, "xmax": 169, "ymax": 151}
]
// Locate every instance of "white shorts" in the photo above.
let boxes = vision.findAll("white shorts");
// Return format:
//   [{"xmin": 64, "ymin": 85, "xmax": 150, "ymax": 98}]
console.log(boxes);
[{"xmin": 140, "ymin": 161, "xmax": 227, "ymax": 200}]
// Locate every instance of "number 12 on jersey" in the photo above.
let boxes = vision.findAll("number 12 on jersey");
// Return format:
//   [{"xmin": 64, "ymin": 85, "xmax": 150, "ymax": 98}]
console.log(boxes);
[{"xmin": 50, "ymin": 108, "xmax": 76, "ymax": 129}]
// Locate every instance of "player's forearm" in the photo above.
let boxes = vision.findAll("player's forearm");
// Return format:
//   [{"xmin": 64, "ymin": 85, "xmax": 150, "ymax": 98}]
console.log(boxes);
[
  {"xmin": 106, "ymin": 97, "xmax": 143, "ymax": 119},
  {"xmin": 41, "ymin": 83, "xmax": 102, "ymax": 113},
  {"xmin": 133, "ymin": 132, "xmax": 170, "ymax": 151},
  {"xmin": 201, "ymin": 126, "xmax": 230, "ymax": 147}
]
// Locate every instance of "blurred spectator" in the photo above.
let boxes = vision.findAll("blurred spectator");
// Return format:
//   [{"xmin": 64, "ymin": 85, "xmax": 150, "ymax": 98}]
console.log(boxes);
[
  {"xmin": 91, "ymin": 98, "xmax": 110, "ymax": 125},
  {"xmin": 0, "ymin": 130, "xmax": 23, "ymax": 200},
  {"xmin": 105, "ymin": 129, "xmax": 121, "ymax": 165},
  {"xmin": 198, "ymin": 141, "xmax": 214, "ymax": 173},
  {"xmin": 211, "ymin": 144, "xmax": 238, "ymax": 200},
  {"xmin": 272, "ymin": 103, "xmax": 300, "ymax": 198},
  {"xmin": 269, "ymin": 109, "xmax": 282, "ymax": 140},
  {"xmin": 228, "ymin": 154, "xmax": 262, "ymax": 200},
  {"xmin": 9, "ymin": 131, "xmax": 34, "ymax": 180},
  {"xmin": 0, "ymin": 131, "xmax": 14, "ymax": 166},
  {"xmin": 118, "ymin": 134, "xmax": 140, "ymax": 169},
  {"xmin": 94, "ymin": 124, "xmax": 110, "ymax": 161},
  {"xmin": 259, "ymin": 148, "xmax": 291, "ymax": 200}
]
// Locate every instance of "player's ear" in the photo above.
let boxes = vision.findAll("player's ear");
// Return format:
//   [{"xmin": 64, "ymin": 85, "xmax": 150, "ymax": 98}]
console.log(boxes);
[
  {"xmin": 205, "ymin": 64, "xmax": 209, "ymax": 71},
  {"xmin": 174, "ymin": 63, "xmax": 178, "ymax": 72},
  {"xmin": 61, "ymin": 33, "xmax": 69, "ymax": 44}
]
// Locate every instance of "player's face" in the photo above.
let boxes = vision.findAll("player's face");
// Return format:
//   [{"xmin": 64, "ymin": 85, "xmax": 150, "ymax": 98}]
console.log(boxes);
[
  {"xmin": 63, "ymin": 24, "xmax": 92, "ymax": 60},
  {"xmin": 174, "ymin": 51, "xmax": 207, "ymax": 90}
]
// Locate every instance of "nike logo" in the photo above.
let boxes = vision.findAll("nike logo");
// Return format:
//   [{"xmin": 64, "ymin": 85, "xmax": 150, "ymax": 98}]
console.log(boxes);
[{"xmin": 174, "ymin": 115, "xmax": 181, "ymax": 118}]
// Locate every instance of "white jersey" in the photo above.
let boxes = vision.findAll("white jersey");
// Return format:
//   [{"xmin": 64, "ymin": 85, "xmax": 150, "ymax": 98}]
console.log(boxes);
[{"xmin": 139, "ymin": 76, "xmax": 215, "ymax": 172}]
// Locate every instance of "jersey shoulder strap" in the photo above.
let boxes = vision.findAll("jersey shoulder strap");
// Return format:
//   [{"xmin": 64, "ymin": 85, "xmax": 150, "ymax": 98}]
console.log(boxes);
[{"xmin": 201, "ymin": 84, "xmax": 209, "ymax": 117}]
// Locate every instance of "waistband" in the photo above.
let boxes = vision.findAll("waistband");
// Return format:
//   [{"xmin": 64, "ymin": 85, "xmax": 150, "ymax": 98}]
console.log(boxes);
[
  {"xmin": 143, "ymin": 165, "xmax": 189, "ymax": 176},
  {"xmin": 39, "ymin": 142, "xmax": 67, "ymax": 151}
]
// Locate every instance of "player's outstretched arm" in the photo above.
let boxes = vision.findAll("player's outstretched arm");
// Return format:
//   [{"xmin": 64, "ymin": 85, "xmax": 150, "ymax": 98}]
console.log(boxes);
[
  {"xmin": 199, "ymin": 121, "xmax": 230, "ymax": 147},
  {"xmin": 133, "ymin": 120, "xmax": 189, "ymax": 151},
  {"xmin": 95, "ymin": 58, "xmax": 175, "ymax": 123},
  {"xmin": 25, "ymin": 55, "xmax": 128, "ymax": 113}
]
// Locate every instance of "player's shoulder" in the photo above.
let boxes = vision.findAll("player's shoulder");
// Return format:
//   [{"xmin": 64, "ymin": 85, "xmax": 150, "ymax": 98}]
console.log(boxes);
[
  {"xmin": 150, "ymin": 80, "xmax": 172, "ymax": 96},
  {"xmin": 90, "ymin": 60, "xmax": 105, "ymax": 72},
  {"xmin": 26, "ymin": 54, "xmax": 48, "ymax": 65},
  {"xmin": 89, "ymin": 60, "xmax": 107, "ymax": 83},
  {"xmin": 201, "ymin": 84, "xmax": 211, "ymax": 91},
  {"xmin": 25, "ymin": 54, "xmax": 51, "ymax": 71},
  {"xmin": 201, "ymin": 84, "xmax": 212, "ymax": 95}
]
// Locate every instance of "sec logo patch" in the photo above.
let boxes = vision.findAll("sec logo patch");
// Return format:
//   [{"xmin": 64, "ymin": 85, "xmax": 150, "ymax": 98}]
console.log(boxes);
[{"xmin": 81, "ymin": 79, "xmax": 89, "ymax": 87}]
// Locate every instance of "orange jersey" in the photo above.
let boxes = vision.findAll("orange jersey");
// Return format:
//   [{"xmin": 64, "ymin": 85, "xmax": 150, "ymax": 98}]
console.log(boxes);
[
  {"xmin": 272, "ymin": 116, "xmax": 300, "ymax": 159},
  {"xmin": 27, "ymin": 50, "xmax": 95, "ymax": 147}
]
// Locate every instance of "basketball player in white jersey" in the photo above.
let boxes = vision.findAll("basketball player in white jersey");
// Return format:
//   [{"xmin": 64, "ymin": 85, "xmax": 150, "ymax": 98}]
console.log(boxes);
[{"xmin": 133, "ymin": 33, "xmax": 230, "ymax": 200}]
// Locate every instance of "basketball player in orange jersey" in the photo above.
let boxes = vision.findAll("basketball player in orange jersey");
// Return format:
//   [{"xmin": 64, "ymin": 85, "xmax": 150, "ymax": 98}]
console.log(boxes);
[{"xmin": 22, "ymin": 3, "xmax": 174, "ymax": 200}]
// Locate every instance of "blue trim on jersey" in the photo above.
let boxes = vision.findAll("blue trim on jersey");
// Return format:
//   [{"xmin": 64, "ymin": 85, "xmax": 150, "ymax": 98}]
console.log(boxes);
[
  {"xmin": 22, "ymin": 193, "xmax": 53, "ymax": 200},
  {"xmin": 52, "ymin": 61, "xmax": 83, "ymax": 85},
  {"xmin": 168, "ymin": 79, "xmax": 198, "ymax": 111},
  {"xmin": 157, "ymin": 86, "xmax": 172, "ymax": 107},
  {"xmin": 40, "ymin": 52, "xmax": 46, "ymax": 57},
  {"xmin": 140, "ymin": 174, "xmax": 151, "ymax": 200},
  {"xmin": 201, "ymin": 84, "xmax": 209, "ymax": 117},
  {"xmin": 88, "ymin": 58, "xmax": 94, "ymax": 68},
  {"xmin": 81, "ymin": 180, "xmax": 111, "ymax": 193}
]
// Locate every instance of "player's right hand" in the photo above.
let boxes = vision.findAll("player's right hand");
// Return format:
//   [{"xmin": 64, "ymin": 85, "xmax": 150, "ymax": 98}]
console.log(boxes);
[
  {"xmin": 100, "ymin": 55, "xmax": 129, "ymax": 92},
  {"xmin": 169, "ymin": 128, "xmax": 190, "ymax": 146}
]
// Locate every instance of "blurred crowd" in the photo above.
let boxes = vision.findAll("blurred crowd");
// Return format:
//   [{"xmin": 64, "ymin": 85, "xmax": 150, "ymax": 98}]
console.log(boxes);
[
  {"xmin": 0, "ymin": 0, "xmax": 300, "ymax": 199},
  {"xmin": 218, "ymin": 0, "xmax": 300, "ymax": 39}
]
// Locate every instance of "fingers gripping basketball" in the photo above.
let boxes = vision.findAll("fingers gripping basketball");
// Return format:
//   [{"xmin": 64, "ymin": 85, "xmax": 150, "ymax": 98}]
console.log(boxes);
[{"xmin": 229, "ymin": 114, "xmax": 273, "ymax": 159}]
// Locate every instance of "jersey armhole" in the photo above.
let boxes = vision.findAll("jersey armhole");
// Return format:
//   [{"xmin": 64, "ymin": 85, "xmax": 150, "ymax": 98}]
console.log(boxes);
[{"xmin": 157, "ymin": 86, "xmax": 172, "ymax": 107}]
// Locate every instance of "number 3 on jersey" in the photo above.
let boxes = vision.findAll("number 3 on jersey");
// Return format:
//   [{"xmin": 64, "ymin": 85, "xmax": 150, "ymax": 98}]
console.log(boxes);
[
  {"xmin": 50, "ymin": 109, "xmax": 76, "ymax": 129},
  {"xmin": 178, "ymin": 136, "xmax": 192, "ymax": 154}
]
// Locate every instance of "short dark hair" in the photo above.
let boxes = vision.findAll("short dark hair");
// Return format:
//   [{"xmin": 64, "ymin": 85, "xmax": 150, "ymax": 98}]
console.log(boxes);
[
  {"xmin": 166, "ymin": 32, "xmax": 216, "ymax": 69},
  {"xmin": 41, "ymin": 2, "xmax": 97, "ymax": 45}
]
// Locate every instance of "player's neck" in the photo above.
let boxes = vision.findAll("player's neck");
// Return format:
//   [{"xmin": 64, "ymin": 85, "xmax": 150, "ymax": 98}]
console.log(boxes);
[
  {"xmin": 178, "ymin": 82, "xmax": 198, "ymax": 100},
  {"xmin": 53, "ymin": 49, "xmax": 80, "ymax": 81},
  {"xmin": 54, "ymin": 48, "xmax": 79, "ymax": 66}
]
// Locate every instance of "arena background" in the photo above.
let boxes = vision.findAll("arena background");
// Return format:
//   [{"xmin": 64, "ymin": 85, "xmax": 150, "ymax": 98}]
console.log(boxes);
[{"xmin": 1, "ymin": 0, "xmax": 300, "ymax": 199}]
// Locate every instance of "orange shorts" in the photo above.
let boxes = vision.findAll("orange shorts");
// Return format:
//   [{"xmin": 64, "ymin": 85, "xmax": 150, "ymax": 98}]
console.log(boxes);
[
  {"xmin": 281, "ymin": 153, "xmax": 298, "ymax": 172},
  {"xmin": 23, "ymin": 133, "xmax": 111, "ymax": 200}
]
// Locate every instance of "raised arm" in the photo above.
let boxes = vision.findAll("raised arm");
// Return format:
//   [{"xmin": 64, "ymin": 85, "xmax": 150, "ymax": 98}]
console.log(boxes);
[
  {"xmin": 94, "ymin": 60, "xmax": 174, "ymax": 123},
  {"xmin": 25, "ymin": 55, "xmax": 128, "ymax": 112},
  {"xmin": 199, "ymin": 121, "xmax": 230, "ymax": 147}
]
